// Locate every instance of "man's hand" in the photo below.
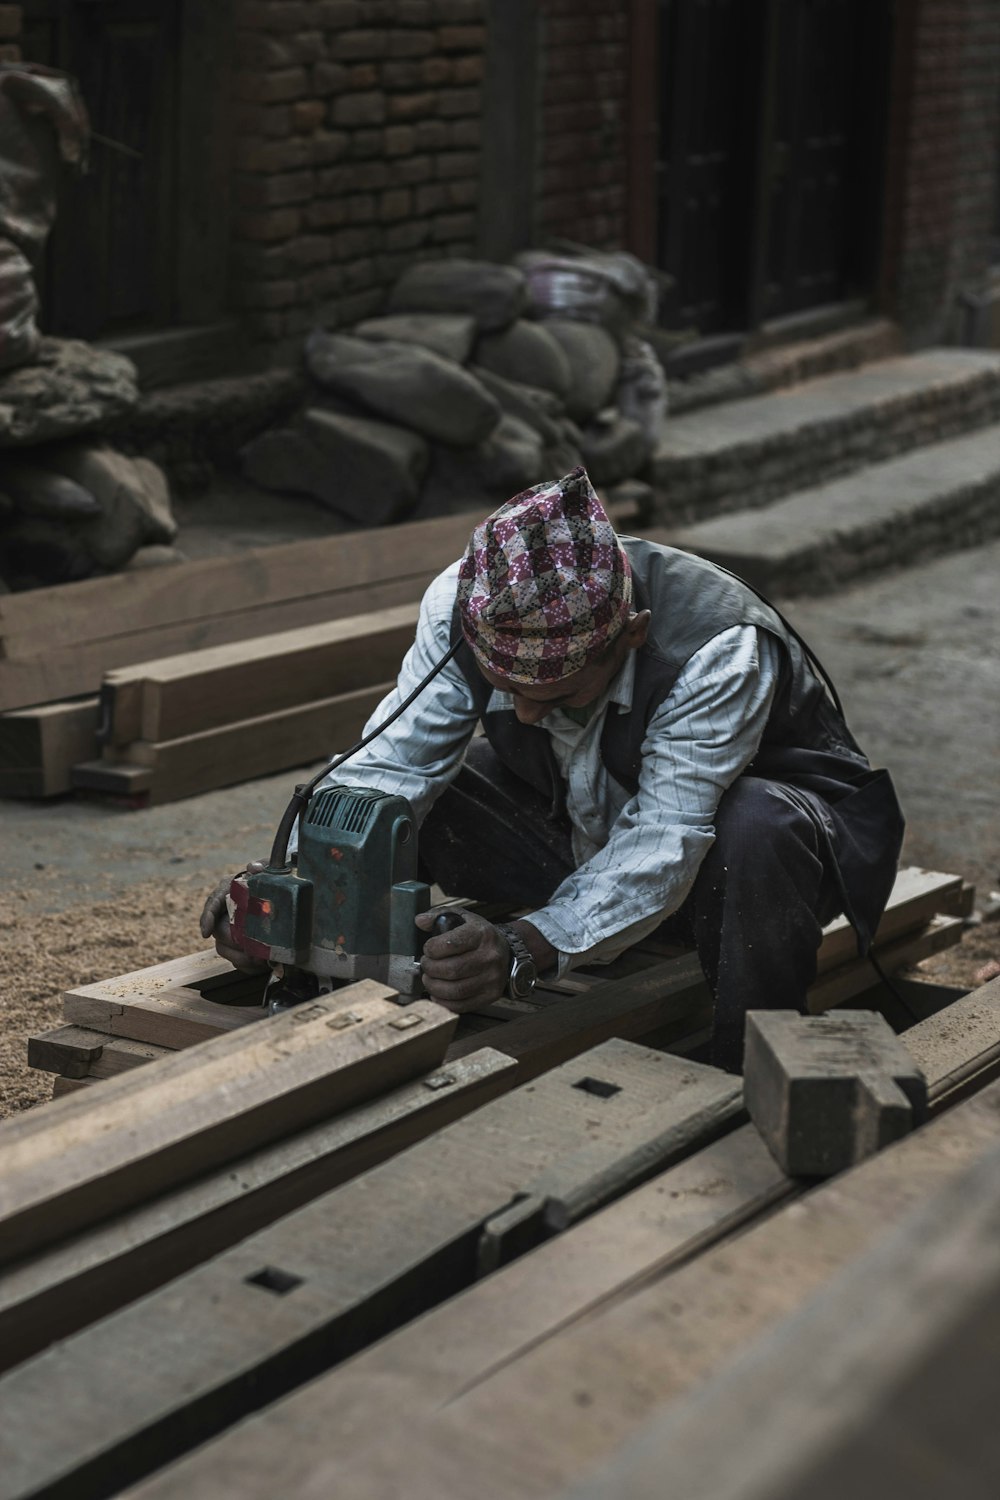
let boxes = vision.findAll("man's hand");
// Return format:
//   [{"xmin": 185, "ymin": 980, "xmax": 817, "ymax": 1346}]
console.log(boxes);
[
  {"xmin": 415, "ymin": 909, "xmax": 511, "ymax": 1012},
  {"xmin": 199, "ymin": 861, "xmax": 269, "ymax": 976}
]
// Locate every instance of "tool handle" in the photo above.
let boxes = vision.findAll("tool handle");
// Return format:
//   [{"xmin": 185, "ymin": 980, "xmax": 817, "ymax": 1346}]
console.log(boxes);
[{"xmin": 432, "ymin": 910, "xmax": 465, "ymax": 935}]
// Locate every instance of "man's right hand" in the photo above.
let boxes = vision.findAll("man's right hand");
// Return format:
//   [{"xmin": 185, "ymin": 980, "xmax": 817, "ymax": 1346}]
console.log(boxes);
[{"xmin": 199, "ymin": 861, "xmax": 270, "ymax": 975}]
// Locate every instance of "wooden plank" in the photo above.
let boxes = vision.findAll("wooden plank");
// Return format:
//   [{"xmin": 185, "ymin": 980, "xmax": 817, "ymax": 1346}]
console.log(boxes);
[
  {"xmin": 903, "ymin": 974, "xmax": 1000, "ymax": 1107},
  {"xmin": 51, "ymin": 1076, "xmax": 92, "ymax": 1098},
  {"xmin": 70, "ymin": 758, "xmax": 155, "ymax": 797},
  {"xmin": 108, "ymin": 680, "xmax": 393, "ymax": 805},
  {"xmin": 261, "ymin": 1077, "xmax": 1000, "ymax": 1500},
  {"xmin": 61, "ymin": 949, "xmax": 268, "ymax": 1049},
  {"xmin": 558, "ymin": 1132, "xmax": 1000, "ymax": 1500},
  {"xmin": 73, "ymin": 987, "xmax": 1000, "ymax": 1500},
  {"xmin": 0, "ymin": 578, "xmax": 430, "ymax": 713},
  {"xmin": 0, "ymin": 697, "xmax": 100, "ymax": 797},
  {"xmin": 0, "ymin": 984, "xmax": 455, "ymax": 1265},
  {"xmin": 0, "ymin": 1048, "xmax": 516, "ymax": 1374},
  {"xmin": 0, "ymin": 1044, "xmax": 744, "ymax": 1500},
  {"xmin": 807, "ymin": 915, "xmax": 965, "ymax": 1014},
  {"xmin": 100, "ymin": 604, "xmax": 419, "ymax": 746},
  {"xmin": 29, "ymin": 1026, "xmax": 169, "ymax": 1082},
  {"xmin": 0, "ymin": 511, "xmax": 479, "ymax": 657}
]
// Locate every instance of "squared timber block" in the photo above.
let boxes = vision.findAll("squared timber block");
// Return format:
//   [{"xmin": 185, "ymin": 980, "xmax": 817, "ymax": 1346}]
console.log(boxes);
[{"xmin": 744, "ymin": 1010, "xmax": 928, "ymax": 1177}]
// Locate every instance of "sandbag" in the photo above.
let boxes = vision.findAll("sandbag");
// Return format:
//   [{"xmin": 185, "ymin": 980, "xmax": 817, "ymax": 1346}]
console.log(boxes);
[{"xmin": 388, "ymin": 258, "xmax": 527, "ymax": 332}]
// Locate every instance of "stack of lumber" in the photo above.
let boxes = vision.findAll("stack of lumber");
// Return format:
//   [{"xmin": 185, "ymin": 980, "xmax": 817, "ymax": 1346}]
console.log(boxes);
[
  {"xmin": 0, "ymin": 512, "xmax": 479, "ymax": 802},
  {"xmin": 26, "ymin": 865, "xmax": 973, "ymax": 1099},
  {"xmin": 0, "ymin": 871, "xmax": 998, "ymax": 1500}
]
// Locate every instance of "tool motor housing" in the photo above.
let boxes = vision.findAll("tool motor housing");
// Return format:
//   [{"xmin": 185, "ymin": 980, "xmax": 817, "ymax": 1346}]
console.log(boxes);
[{"xmin": 231, "ymin": 784, "xmax": 430, "ymax": 996}]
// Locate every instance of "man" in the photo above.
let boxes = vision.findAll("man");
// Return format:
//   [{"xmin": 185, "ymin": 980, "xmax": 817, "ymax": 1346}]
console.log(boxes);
[{"xmin": 203, "ymin": 467, "xmax": 903, "ymax": 1071}]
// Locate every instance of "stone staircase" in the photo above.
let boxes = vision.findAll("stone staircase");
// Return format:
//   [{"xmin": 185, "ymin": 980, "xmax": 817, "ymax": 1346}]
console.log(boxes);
[{"xmin": 649, "ymin": 347, "xmax": 1000, "ymax": 595}]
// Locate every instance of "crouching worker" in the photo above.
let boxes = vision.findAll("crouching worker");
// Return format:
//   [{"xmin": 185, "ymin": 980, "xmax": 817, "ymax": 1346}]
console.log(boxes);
[{"xmin": 202, "ymin": 467, "xmax": 904, "ymax": 1072}]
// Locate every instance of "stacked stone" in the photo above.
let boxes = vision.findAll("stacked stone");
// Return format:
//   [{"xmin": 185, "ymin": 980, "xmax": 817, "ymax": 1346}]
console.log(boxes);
[
  {"xmin": 241, "ymin": 255, "xmax": 663, "ymax": 528},
  {"xmin": 536, "ymin": 0, "xmax": 628, "ymax": 250},
  {"xmin": 231, "ymin": 0, "xmax": 486, "ymax": 358}
]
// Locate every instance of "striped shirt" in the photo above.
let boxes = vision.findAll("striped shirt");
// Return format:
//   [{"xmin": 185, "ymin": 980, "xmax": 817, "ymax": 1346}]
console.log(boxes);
[{"xmin": 314, "ymin": 561, "xmax": 781, "ymax": 972}]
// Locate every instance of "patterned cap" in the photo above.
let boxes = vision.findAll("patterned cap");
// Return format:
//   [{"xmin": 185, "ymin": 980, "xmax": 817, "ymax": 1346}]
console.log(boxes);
[{"xmin": 456, "ymin": 466, "xmax": 633, "ymax": 684}]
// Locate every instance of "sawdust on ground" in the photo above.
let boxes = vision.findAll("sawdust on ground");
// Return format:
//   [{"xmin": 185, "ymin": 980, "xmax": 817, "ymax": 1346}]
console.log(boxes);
[{"xmin": 0, "ymin": 874, "xmax": 208, "ymax": 1118}]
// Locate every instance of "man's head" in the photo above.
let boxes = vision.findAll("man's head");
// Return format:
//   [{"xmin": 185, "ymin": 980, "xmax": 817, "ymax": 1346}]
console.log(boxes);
[{"xmin": 457, "ymin": 467, "xmax": 650, "ymax": 723}]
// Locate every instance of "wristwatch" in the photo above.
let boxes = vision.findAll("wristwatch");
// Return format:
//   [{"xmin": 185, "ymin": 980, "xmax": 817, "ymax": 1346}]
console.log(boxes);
[{"xmin": 495, "ymin": 922, "xmax": 538, "ymax": 1001}]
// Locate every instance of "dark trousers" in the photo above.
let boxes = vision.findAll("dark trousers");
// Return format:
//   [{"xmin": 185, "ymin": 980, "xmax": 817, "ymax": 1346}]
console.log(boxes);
[{"xmin": 419, "ymin": 740, "xmax": 843, "ymax": 1073}]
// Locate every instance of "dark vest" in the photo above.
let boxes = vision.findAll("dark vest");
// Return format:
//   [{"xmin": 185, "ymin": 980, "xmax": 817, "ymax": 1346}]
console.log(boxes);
[{"xmin": 453, "ymin": 538, "xmax": 904, "ymax": 951}]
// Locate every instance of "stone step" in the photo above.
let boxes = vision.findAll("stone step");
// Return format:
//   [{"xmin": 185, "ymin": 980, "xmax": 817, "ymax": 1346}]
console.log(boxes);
[
  {"xmin": 659, "ymin": 423, "xmax": 1000, "ymax": 597},
  {"xmin": 651, "ymin": 348, "xmax": 1000, "ymax": 522}
]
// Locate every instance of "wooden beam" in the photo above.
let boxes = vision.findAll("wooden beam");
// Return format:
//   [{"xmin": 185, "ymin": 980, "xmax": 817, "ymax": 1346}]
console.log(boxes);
[
  {"xmin": 72, "ymin": 982, "xmax": 1000, "ymax": 1500},
  {"xmin": 0, "ymin": 984, "xmax": 455, "ymax": 1266},
  {"xmin": 0, "ymin": 1044, "xmax": 743, "ymax": 1500},
  {"xmin": 29, "ymin": 1027, "xmax": 170, "ymax": 1082},
  {"xmin": 0, "ymin": 697, "xmax": 100, "ymax": 798},
  {"xmin": 93, "ymin": 680, "xmax": 393, "ymax": 806},
  {"xmin": 100, "ymin": 604, "xmax": 418, "ymax": 746},
  {"xmin": 0, "ymin": 1048, "xmax": 515, "ymax": 1374}
]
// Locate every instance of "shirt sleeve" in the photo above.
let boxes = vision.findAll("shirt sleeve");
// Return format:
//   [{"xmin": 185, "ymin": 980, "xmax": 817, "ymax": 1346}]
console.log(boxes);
[
  {"xmin": 527, "ymin": 626, "xmax": 783, "ymax": 969},
  {"xmin": 291, "ymin": 563, "xmax": 478, "ymax": 850}
]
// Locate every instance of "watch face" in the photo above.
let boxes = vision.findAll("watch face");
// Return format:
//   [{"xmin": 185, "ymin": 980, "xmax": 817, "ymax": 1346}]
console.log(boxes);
[{"xmin": 509, "ymin": 953, "xmax": 537, "ymax": 1000}]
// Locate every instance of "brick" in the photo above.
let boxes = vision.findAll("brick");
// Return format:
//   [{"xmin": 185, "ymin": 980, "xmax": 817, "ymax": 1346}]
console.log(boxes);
[
  {"xmin": 348, "ymin": 128, "xmax": 386, "ymax": 159},
  {"xmin": 396, "ymin": 0, "xmax": 433, "ymax": 21},
  {"xmin": 436, "ymin": 24, "xmax": 485, "ymax": 51},
  {"xmin": 379, "ymin": 187, "xmax": 413, "ymax": 221},
  {"xmin": 291, "ymin": 31, "xmax": 325, "ymax": 64},
  {"xmin": 292, "ymin": 100, "xmax": 327, "ymax": 134},
  {"xmin": 261, "ymin": 105, "xmax": 295, "ymax": 139},
  {"xmin": 331, "ymin": 91, "xmax": 386, "ymax": 126},
  {"xmin": 420, "ymin": 55, "xmax": 454, "ymax": 87},
  {"xmin": 387, "ymin": 91, "xmax": 436, "ymax": 119},
  {"xmin": 431, "ymin": 210, "xmax": 476, "ymax": 241},
  {"xmin": 415, "ymin": 182, "xmax": 449, "ymax": 214},
  {"xmin": 235, "ymin": 32, "xmax": 295, "ymax": 69},
  {"xmin": 347, "ymin": 194, "xmax": 377, "ymax": 222},
  {"xmin": 437, "ymin": 86, "xmax": 481, "ymax": 117},
  {"xmin": 236, "ymin": 206, "xmax": 303, "ymax": 243},
  {"xmin": 315, "ymin": 0, "xmax": 362, "ymax": 24},
  {"xmin": 414, "ymin": 119, "xmax": 448, "ymax": 150},
  {"xmin": 312, "ymin": 61, "xmax": 350, "ymax": 97},
  {"xmin": 391, "ymin": 154, "xmax": 433, "ymax": 184},
  {"xmin": 387, "ymin": 29, "xmax": 435, "ymax": 57},
  {"xmin": 331, "ymin": 29, "xmax": 390, "ymax": 61},
  {"xmin": 0, "ymin": 39, "xmax": 19, "ymax": 60},
  {"xmin": 385, "ymin": 218, "xmax": 432, "ymax": 251},
  {"xmin": 239, "ymin": 2, "xmax": 317, "ymax": 30},
  {"xmin": 342, "ymin": 258, "xmax": 377, "ymax": 290},
  {"xmin": 382, "ymin": 60, "xmax": 422, "ymax": 89},
  {"xmin": 318, "ymin": 160, "xmax": 391, "ymax": 192},
  {"xmin": 239, "ymin": 67, "xmax": 310, "ymax": 105},
  {"xmin": 300, "ymin": 264, "xmax": 346, "ymax": 301},
  {"xmin": 434, "ymin": 150, "xmax": 477, "ymax": 179},
  {"xmin": 451, "ymin": 54, "xmax": 483, "ymax": 84},
  {"xmin": 446, "ymin": 177, "xmax": 478, "ymax": 207},
  {"xmin": 304, "ymin": 198, "xmax": 350, "ymax": 230},
  {"xmin": 236, "ymin": 169, "xmax": 316, "ymax": 208},
  {"xmin": 335, "ymin": 288, "xmax": 387, "ymax": 325},
  {"xmin": 329, "ymin": 226, "xmax": 380, "ymax": 260},
  {"xmin": 383, "ymin": 124, "xmax": 417, "ymax": 155},
  {"xmin": 305, "ymin": 131, "xmax": 351, "ymax": 165},
  {"xmin": 235, "ymin": 137, "xmax": 311, "ymax": 173},
  {"xmin": 430, "ymin": 0, "xmax": 485, "ymax": 19},
  {"xmin": 284, "ymin": 234, "xmax": 336, "ymax": 268},
  {"xmin": 347, "ymin": 63, "xmax": 381, "ymax": 89},
  {"xmin": 448, "ymin": 117, "xmax": 481, "ymax": 147}
]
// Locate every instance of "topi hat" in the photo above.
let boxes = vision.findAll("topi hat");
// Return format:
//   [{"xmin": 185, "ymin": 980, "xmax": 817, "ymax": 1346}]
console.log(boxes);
[{"xmin": 456, "ymin": 466, "xmax": 632, "ymax": 685}]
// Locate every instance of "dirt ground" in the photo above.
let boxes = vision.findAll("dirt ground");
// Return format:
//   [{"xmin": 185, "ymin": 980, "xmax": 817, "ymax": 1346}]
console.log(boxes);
[{"xmin": 1, "ymin": 528, "xmax": 998, "ymax": 1117}]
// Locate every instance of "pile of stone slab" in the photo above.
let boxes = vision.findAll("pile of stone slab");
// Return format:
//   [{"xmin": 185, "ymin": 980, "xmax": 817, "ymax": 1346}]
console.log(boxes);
[
  {"xmin": 241, "ymin": 254, "xmax": 667, "ymax": 526},
  {"xmin": 0, "ymin": 338, "xmax": 180, "ymax": 591}
]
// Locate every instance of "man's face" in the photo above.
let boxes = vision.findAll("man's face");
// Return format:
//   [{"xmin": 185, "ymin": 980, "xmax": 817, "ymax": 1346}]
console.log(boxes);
[{"xmin": 476, "ymin": 610, "xmax": 651, "ymax": 726}]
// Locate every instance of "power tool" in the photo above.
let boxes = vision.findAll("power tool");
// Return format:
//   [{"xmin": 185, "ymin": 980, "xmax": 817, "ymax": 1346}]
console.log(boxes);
[
  {"xmin": 225, "ymin": 632, "xmax": 467, "ymax": 1014},
  {"xmin": 228, "ymin": 782, "xmax": 459, "ymax": 1011}
]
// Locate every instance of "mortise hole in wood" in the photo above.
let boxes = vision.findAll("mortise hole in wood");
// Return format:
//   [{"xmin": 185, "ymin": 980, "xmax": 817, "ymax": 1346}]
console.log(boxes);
[
  {"xmin": 573, "ymin": 1077, "xmax": 622, "ymax": 1099},
  {"xmin": 245, "ymin": 1266, "xmax": 305, "ymax": 1295}
]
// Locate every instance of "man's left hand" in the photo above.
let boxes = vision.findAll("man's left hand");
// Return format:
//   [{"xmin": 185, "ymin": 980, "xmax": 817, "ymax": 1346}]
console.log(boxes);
[{"xmin": 415, "ymin": 909, "xmax": 510, "ymax": 1012}]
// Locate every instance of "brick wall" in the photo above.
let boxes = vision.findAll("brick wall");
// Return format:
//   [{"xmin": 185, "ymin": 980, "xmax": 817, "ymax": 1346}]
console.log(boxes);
[
  {"xmin": 231, "ymin": 0, "xmax": 487, "ymax": 355},
  {"xmin": 535, "ymin": 0, "xmax": 629, "ymax": 249},
  {"xmin": 891, "ymin": 0, "xmax": 1000, "ymax": 343},
  {"xmin": 0, "ymin": 3, "xmax": 22, "ymax": 62}
]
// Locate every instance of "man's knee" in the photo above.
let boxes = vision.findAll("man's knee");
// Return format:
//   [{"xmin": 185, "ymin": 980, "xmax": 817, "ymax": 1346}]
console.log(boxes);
[{"xmin": 710, "ymin": 777, "xmax": 822, "ymax": 869}]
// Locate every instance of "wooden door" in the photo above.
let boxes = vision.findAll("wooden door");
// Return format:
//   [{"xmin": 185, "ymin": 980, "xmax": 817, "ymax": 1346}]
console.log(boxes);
[
  {"xmin": 642, "ymin": 0, "xmax": 889, "ymax": 337},
  {"xmin": 19, "ymin": 0, "xmax": 232, "ymax": 341}
]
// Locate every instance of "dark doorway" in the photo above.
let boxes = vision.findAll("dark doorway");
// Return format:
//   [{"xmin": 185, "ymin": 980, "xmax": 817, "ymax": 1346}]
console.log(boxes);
[
  {"xmin": 649, "ymin": 0, "xmax": 890, "ymax": 339},
  {"xmin": 19, "ymin": 0, "xmax": 232, "ymax": 342}
]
